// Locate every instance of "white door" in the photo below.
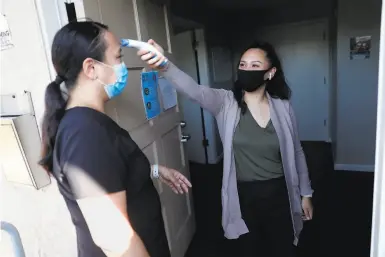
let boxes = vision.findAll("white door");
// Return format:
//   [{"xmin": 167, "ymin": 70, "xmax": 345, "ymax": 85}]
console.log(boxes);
[
  {"xmin": 81, "ymin": 1, "xmax": 195, "ymax": 256},
  {"xmin": 257, "ymin": 20, "xmax": 330, "ymax": 141}
]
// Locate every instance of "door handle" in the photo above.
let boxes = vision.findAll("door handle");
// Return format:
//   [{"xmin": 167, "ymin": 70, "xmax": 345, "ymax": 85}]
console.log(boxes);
[
  {"xmin": 180, "ymin": 121, "xmax": 186, "ymax": 128},
  {"xmin": 181, "ymin": 134, "xmax": 191, "ymax": 143}
]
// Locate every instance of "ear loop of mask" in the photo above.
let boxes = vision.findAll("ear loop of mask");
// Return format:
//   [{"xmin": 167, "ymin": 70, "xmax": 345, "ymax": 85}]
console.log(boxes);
[
  {"xmin": 93, "ymin": 60, "xmax": 114, "ymax": 86},
  {"xmin": 269, "ymin": 73, "xmax": 272, "ymax": 80}
]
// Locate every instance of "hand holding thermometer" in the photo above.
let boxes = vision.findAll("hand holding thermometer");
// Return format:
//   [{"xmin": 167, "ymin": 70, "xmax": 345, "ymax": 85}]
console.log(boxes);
[{"xmin": 120, "ymin": 39, "xmax": 168, "ymax": 68}]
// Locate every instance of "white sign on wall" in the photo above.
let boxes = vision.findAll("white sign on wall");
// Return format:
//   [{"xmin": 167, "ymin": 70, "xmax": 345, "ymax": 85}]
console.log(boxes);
[
  {"xmin": 0, "ymin": 14, "xmax": 14, "ymax": 51},
  {"xmin": 158, "ymin": 77, "xmax": 177, "ymax": 110}
]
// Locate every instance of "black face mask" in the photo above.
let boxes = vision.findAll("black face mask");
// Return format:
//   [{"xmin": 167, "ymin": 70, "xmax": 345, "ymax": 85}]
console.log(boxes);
[{"xmin": 237, "ymin": 69, "xmax": 269, "ymax": 92}]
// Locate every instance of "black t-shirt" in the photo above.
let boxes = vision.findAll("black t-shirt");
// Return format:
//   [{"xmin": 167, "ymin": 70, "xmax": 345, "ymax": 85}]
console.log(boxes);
[{"xmin": 52, "ymin": 107, "xmax": 170, "ymax": 257}]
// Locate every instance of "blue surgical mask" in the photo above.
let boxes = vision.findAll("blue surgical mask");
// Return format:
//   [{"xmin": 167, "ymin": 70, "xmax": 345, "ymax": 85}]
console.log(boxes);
[{"xmin": 96, "ymin": 61, "xmax": 129, "ymax": 99}]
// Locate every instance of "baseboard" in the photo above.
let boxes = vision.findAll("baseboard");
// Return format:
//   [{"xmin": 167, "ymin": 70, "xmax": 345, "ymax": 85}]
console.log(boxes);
[{"xmin": 334, "ymin": 164, "xmax": 375, "ymax": 172}]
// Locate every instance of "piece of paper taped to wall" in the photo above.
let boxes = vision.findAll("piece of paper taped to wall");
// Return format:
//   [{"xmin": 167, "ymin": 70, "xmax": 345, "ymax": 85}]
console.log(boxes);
[{"xmin": 0, "ymin": 14, "xmax": 14, "ymax": 51}]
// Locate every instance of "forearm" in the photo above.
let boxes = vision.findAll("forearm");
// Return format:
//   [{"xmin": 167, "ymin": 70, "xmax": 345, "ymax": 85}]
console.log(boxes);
[
  {"xmin": 161, "ymin": 62, "xmax": 228, "ymax": 115},
  {"xmin": 102, "ymin": 234, "xmax": 150, "ymax": 257}
]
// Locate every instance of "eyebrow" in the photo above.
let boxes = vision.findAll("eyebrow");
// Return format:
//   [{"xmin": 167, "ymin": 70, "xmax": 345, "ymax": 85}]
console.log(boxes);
[{"xmin": 240, "ymin": 60, "xmax": 263, "ymax": 64}]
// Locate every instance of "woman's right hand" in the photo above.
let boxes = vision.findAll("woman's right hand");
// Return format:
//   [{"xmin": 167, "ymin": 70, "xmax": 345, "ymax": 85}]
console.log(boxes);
[{"xmin": 137, "ymin": 39, "xmax": 168, "ymax": 70}]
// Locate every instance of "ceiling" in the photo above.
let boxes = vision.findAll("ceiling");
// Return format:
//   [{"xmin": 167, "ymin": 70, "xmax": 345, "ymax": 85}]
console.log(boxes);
[
  {"xmin": 168, "ymin": 0, "xmax": 321, "ymax": 33},
  {"xmin": 204, "ymin": 0, "xmax": 303, "ymax": 9}
]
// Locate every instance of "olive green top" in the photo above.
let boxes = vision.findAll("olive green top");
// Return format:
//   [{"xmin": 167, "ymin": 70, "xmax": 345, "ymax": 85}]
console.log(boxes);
[{"xmin": 233, "ymin": 108, "xmax": 284, "ymax": 181}]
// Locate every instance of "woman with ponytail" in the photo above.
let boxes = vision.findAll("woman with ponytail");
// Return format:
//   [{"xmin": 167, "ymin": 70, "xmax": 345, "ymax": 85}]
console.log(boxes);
[
  {"xmin": 138, "ymin": 40, "xmax": 313, "ymax": 257},
  {"xmin": 39, "ymin": 21, "xmax": 191, "ymax": 257}
]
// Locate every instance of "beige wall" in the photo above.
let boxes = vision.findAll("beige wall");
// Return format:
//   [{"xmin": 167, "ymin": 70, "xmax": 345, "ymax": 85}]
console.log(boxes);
[{"xmin": 0, "ymin": 0, "xmax": 77, "ymax": 256}]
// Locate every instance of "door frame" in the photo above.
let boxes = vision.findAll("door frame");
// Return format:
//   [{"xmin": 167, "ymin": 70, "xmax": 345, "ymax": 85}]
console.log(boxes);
[
  {"xmin": 256, "ymin": 18, "xmax": 332, "ymax": 142},
  {"xmin": 371, "ymin": 1, "xmax": 385, "ymax": 256}
]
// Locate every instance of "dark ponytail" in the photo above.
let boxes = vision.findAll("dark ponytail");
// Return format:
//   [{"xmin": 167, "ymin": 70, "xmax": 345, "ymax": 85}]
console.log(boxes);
[
  {"xmin": 232, "ymin": 41, "xmax": 291, "ymax": 114},
  {"xmin": 39, "ymin": 80, "xmax": 66, "ymax": 171},
  {"xmin": 39, "ymin": 21, "xmax": 108, "ymax": 172}
]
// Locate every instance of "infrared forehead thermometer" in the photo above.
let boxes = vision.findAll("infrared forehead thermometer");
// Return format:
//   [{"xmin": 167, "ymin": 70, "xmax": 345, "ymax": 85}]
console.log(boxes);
[{"xmin": 121, "ymin": 39, "xmax": 168, "ymax": 68}]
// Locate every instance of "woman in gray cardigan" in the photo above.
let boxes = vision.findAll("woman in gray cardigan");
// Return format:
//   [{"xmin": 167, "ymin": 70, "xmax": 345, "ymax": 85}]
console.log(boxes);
[{"xmin": 138, "ymin": 40, "xmax": 314, "ymax": 257}]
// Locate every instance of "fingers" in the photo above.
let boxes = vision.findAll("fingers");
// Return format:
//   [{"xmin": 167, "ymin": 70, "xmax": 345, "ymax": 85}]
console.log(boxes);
[
  {"xmin": 137, "ymin": 49, "xmax": 149, "ymax": 56},
  {"xmin": 155, "ymin": 57, "xmax": 167, "ymax": 67},
  {"xmin": 308, "ymin": 207, "xmax": 314, "ymax": 220},
  {"xmin": 175, "ymin": 172, "xmax": 192, "ymax": 187},
  {"xmin": 302, "ymin": 207, "xmax": 313, "ymax": 221},
  {"xmin": 147, "ymin": 54, "xmax": 162, "ymax": 65},
  {"xmin": 163, "ymin": 171, "xmax": 184, "ymax": 194},
  {"xmin": 158, "ymin": 167, "xmax": 192, "ymax": 195},
  {"xmin": 160, "ymin": 177, "xmax": 179, "ymax": 194},
  {"xmin": 138, "ymin": 50, "xmax": 166, "ymax": 69},
  {"xmin": 169, "ymin": 174, "xmax": 191, "ymax": 194},
  {"xmin": 174, "ymin": 173, "xmax": 192, "ymax": 193},
  {"xmin": 173, "ymin": 180, "xmax": 184, "ymax": 194},
  {"xmin": 140, "ymin": 51, "xmax": 156, "ymax": 61}
]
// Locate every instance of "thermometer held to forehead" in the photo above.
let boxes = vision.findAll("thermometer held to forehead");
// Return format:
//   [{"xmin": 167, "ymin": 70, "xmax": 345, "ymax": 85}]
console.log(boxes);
[{"xmin": 121, "ymin": 39, "xmax": 168, "ymax": 68}]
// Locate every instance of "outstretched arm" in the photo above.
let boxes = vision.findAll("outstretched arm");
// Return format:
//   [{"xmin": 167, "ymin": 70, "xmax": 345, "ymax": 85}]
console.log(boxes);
[{"xmin": 137, "ymin": 40, "xmax": 230, "ymax": 116}]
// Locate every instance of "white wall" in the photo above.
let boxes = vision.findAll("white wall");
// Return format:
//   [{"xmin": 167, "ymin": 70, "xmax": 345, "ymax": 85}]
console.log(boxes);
[
  {"xmin": 334, "ymin": 0, "xmax": 381, "ymax": 170},
  {"xmin": 1, "ymin": 0, "xmax": 52, "ymax": 129},
  {"xmin": 0, "ymin": 0, "xmax": 77, "ymax": 256}
]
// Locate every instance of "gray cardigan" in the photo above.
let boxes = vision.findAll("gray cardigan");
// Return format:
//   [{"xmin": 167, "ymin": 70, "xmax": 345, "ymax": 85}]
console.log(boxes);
[{"xmin": 163, "ymin": 63, "xmax": 313, "ymax": 243}]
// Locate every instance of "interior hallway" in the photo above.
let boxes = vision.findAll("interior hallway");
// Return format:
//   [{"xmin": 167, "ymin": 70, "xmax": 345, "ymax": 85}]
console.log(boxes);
[{"xmin": 185, "ymin": 142, "xmax": 374, "ymax": 257}]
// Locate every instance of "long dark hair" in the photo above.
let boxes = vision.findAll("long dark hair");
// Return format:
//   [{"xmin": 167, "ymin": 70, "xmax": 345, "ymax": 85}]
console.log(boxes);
[
  {"xmin": 39, "ymin": 21, "xmax": 108, "ymax": 172},
  {"xmin": 232, "ymin": 41, "xmax": 291, "ymax": 114}
]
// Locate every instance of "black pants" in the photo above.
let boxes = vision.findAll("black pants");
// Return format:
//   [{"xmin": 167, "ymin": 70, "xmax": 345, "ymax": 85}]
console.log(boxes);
[{"xmin": 237, "ymin": 177, "xmax": 295, "ymax": 257}]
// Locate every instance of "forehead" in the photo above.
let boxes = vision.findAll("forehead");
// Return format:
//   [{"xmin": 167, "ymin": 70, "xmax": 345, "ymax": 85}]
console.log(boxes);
[
  {"xmin": 103, "ymin": 30, "xmax": 120, "ymax": 53},
  {"xmin": 241, "ymin": 48, "xmax": 267, "ymax": 62}
]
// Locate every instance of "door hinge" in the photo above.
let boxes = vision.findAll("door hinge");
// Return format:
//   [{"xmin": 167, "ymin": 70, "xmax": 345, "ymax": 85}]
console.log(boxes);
[
  {"xmin": 324, "ymin": 119, "xmax": 327, "ymax": 126},
  {"xmin": 202, "ymin": 139, "xmax": 209, "ymax": 147},
  {"xmin": 324, "ymin": 76, "xmax": 327, "ymax": 84}
]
